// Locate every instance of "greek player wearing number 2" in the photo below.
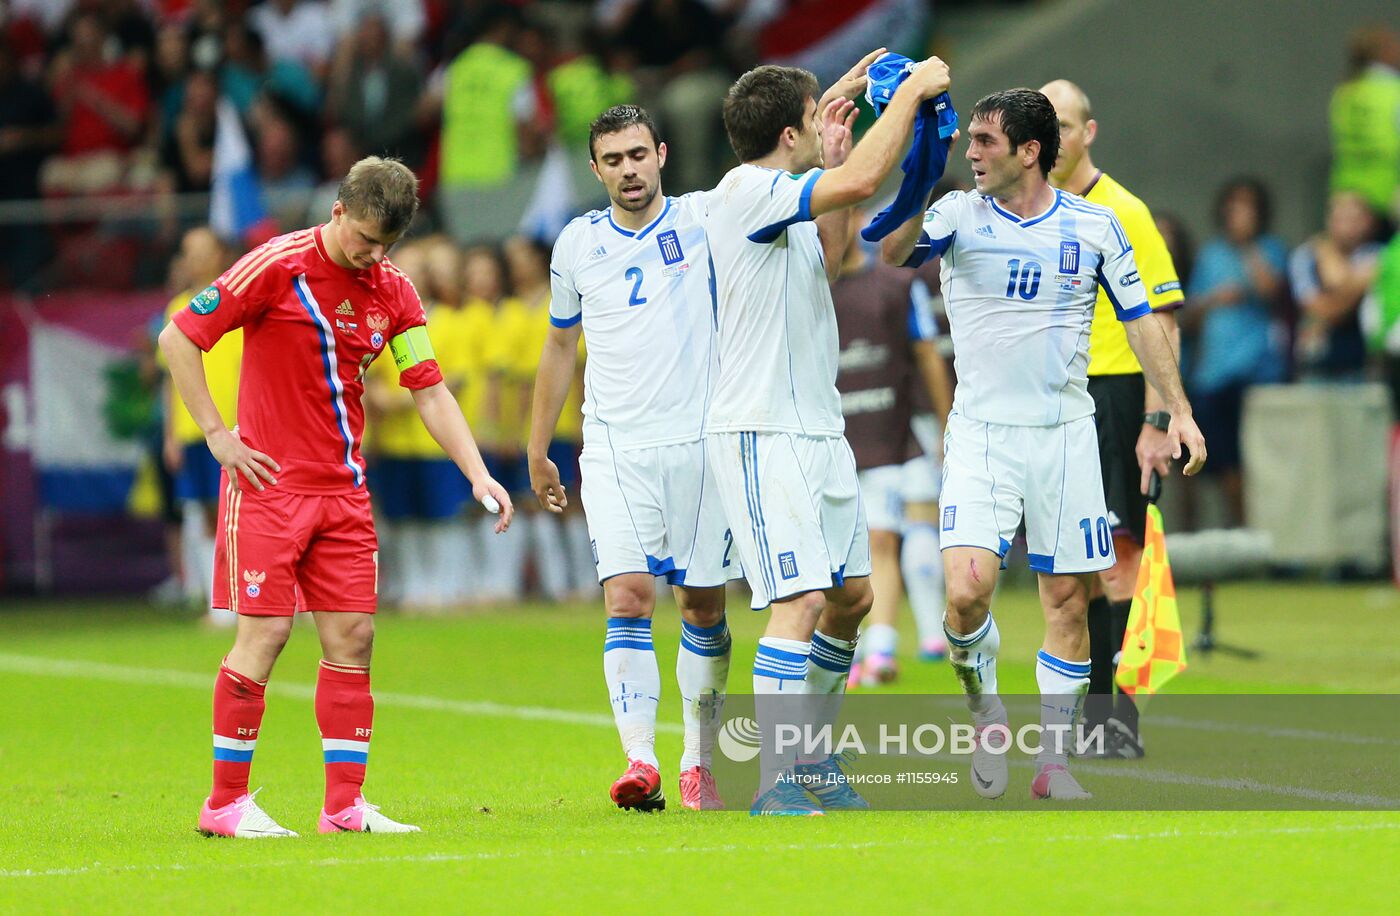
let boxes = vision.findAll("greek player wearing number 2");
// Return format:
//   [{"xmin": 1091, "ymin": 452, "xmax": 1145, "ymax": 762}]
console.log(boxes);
[
  {"xmin": 881, "ymin": 89, "xmax": 1206, "ymax": 800},
  {"xmin": 529, "ymin": 106, "xmax": 740, "ymax": 812},
  {"xmin": 161, "ymin": 158, "xmax": 513, "ymax": 838}
]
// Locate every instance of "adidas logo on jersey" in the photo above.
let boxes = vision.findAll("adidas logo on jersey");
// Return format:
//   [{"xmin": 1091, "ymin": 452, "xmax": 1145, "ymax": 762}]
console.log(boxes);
[
  {"xmin": 976, "ymin": 225, "xmax": 996, "ymax": 238},
  {"xmin": 336, "ymin": 299, "xmax": 355, "ymax": 316},
  {"xmin": 587, "ymin": 245, "xmax": 608, "ymax": 261}
]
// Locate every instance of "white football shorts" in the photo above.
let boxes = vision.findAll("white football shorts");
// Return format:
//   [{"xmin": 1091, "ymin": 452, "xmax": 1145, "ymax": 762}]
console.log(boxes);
[
  {"xmin": 939, "ymin": 411, "xmax": 1115, "ymax": 575},
  {"xmin": 579, "ymin": 439, "xmax": 741, "ymax": 587},
  {"xmin": 706, "ymin": 431, "xmax": 871, "ymax": 609}
]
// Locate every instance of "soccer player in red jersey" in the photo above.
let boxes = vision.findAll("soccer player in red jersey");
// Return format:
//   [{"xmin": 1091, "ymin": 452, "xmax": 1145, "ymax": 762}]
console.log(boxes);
[{"xmin": 160, "ymin": 157, "xmax": 513, "ymax": 838}]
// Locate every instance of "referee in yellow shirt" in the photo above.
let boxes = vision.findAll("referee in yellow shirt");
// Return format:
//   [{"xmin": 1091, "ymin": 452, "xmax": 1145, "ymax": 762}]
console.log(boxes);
[{"xmin": 1042, "ymin": 81, "xmax": 1185, "ymax": 757}]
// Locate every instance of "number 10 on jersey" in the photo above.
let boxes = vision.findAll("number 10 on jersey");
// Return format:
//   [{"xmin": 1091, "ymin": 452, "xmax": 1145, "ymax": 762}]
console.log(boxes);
[{"xmin": 1005, "ymin": 258, "xmax": 1041, "ymax": 300}]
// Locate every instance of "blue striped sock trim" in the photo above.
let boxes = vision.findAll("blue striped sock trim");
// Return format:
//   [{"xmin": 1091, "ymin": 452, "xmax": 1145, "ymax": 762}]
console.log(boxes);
[
  {"xmin": 680, "ymin": 617, "xmax": 731, "ymax": 657},
  {"xmin": 754, "ymin": 643, "xmax": 808, "ymax": 681},
  {"xmin": 809, "ymin": 632, "xmax": 855, "ymax": 672},
  {"xmin": 944, "ymin": 614, "xmax": 993, "ymax": 648},
  {"xmin": 605, "ymin": 617, "xmax": 654, "ymax": 652},
  {"xmin": 1036, "ymin": 650, "xmax": 1091, "ymax": 679},
  {"xmin": 213, "ymin": 747, "xmax": 255, "ymax": 763},
  {"xmin": 323, "ymin": 749, "xmax": 370, "ymax": 764}
]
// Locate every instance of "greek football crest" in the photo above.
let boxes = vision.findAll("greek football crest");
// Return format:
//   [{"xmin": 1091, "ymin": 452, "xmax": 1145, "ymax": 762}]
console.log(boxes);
[
  {"xmin": 190, "ymin": 284, "xmax": 220, "ymax": 314},
  {"xmin": 657, "ymin": 230, "xmax": 684, "ymax": 266},
  {"xmin": 243, "ymin": 569, "xmax": 266, "ymax": 598},
  {"xmin": 1059, "ymin": 241, "xmax": 1080, "ymax": 274},
  {"xmin": 366, "ymin": 313, "xmax": 389, "ymax": 349}
]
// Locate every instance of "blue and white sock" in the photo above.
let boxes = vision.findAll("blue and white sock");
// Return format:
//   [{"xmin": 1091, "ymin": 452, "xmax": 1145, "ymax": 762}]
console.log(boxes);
[
  {"xmin": 799, "ymin": 631, "xmax": 858, "ymax": 765},
  {"xmin": 945, "ymin": 613, "xmax": 1006, "ymax": 725},
  {"xmin": 806, "ymin": 631, "xmax": 857, "ymax": 695},
  {"xmin": 604, "ymin": 617, "xmax": 661, "ymax": 769},
  {"xmin": 753, "ymin": 637, "xmax": 809, "ymax": 694},
  {"xmin": 677, "ymin": 617, "xmax": 731, "ymax": 771},
  {"xmin": 901, "ymin": 522, "xmax": 945, "ymax": 644},
  {"xmin": 753, "ymin": 637, "xmax": 809, "ymax": 790},
  {"xmin": 1035, "ymin": 650, "xmax": 1091, "ymax": 768},
  {"xmin": 863, "ymin": 623, "xmax": 898, "ymax": 659}
]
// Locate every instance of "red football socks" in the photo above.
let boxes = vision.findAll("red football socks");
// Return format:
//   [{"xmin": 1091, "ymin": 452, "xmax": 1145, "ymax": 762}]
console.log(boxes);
[
  {"xmin": 316, "ymin": 660, "xmax": 374, "ymax": 813},
  {"xmin": 210, "ymin": 661, "xmax": 267, "ymax": 807}
]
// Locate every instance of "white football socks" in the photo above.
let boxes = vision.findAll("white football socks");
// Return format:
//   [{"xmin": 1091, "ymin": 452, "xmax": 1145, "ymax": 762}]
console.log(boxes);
[
  {"xmin": 677, "ymin": 617, "xmax": 731, "ymax": 771},
  {"xmin": 945, "ymin": 612, "xmax": 1006, "ymax": 725},
  {"xmin": 1034, "ymin": 650, "xmax": 1091, "ymax": 768},
  {"xmin": 604, "ymin": 617, "xmax": 661, "ymax": 769}
]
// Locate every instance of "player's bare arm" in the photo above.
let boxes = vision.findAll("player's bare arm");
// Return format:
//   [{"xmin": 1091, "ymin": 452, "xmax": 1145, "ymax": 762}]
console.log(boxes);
[
  {"xmin": 527, "ymin": 323, "xmax": 584, "ymax": 514},
  {"xmin": 1137, "ymin": 308, "xmax": 1182, "ymax": 485},
  {"xmin": 158, "ymin": 319, "xmax": 279, "ymax": 492},
  {"xmin": 815, "ymin": 98, "xmax": 859, "ymax": 281},
  {"xmin": 913, "ymin": 338, "xmax": 954, "ymax": 426},
  {"xmin": 411, "ymin": 381, "xmax": 514, "ymax": 533},
  {"xmin": 1122, "ymin": 311, "xmax": 1207, "ymax": 481},
  {"xmin": 808, "ymin": 56, "xmax": 951, "ymax": 217},
  {"xmin": 879, "ymin": 205, "xmax": 930, "ymax": 268}
]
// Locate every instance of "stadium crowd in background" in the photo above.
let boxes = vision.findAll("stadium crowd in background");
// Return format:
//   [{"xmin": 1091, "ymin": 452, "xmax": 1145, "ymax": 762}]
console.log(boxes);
[{"xmin": 4, "ymin": 3, "xmax": 1400, "ymax": 603}]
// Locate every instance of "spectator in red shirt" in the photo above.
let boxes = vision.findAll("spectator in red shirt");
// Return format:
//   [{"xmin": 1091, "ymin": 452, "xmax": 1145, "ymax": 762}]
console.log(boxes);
[{"xmin": 42, "ymin": 12, "xmax": 152, "ymax": 194}]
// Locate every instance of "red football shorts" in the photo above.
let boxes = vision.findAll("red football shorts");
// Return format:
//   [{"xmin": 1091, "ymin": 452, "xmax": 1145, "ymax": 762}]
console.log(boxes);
[{"xmin": 212, "ymin": 476, "xmax": 379, "ymax": 616}]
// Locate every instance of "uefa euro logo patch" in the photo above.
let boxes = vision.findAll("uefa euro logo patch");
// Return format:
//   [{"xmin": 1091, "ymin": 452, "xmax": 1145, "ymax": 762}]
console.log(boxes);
[
  {"xmin": 190, "ymin": 284, "xmax": 220, "ymax": 314},
  {"xmin": 1059, "ymin": 241, "xmax": 1080, "ymax": 274},
  {"xmin": 657, "ymin": 230, "xmax": 684, "ymax": 266}
]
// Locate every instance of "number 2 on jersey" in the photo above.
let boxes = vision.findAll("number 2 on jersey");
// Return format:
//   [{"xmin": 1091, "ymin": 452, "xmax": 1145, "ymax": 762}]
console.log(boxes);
[
  {"xmin": 1005, "ymin": 258, "xmax": 1042, "ymax": 300},
  {"xmin": 625, "ymin": 267, "xmax": 647, "ymax": 307}
]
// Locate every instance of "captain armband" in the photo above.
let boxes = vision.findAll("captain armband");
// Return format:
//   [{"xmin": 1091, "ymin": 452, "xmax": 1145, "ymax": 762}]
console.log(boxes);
[{"xmin": 389, "ymin": 326, "xmax": 435, "ymax": 372}]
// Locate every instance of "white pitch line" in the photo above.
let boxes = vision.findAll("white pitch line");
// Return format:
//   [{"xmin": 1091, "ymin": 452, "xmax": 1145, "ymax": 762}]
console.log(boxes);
[
  {"xmin": 0, "ymin": 652, "xmax": 681, "ymax": 734},
  {"xmin": 3, "ymin": 652, "xmax": 1397, "ymax": 806},
  {"xmin": 3, "ymin": 822, "xmax": 1397, "ymax": 881}
]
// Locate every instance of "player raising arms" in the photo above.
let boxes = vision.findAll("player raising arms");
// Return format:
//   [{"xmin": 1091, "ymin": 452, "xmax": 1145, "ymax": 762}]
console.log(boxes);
[
  {"xmin": 529, "ymin": 106, "xmax": 739, "ymax": 812},
  {"xmin": 881, "ymin": 89, "xmax": 1205, "ymax": 799},
  {"xmin": 705, "ymin": 52, "xmax": 952, "ymax": 815},
  {"xmin": 161, "ymin": 157, "xmax": 512, "ymax": 838}
]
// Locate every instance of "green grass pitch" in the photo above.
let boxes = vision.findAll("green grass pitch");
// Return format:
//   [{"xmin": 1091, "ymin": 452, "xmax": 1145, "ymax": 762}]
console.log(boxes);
[{"xmin": 2, "ymin": 581, "xmax": 1398, "ymax": 912}]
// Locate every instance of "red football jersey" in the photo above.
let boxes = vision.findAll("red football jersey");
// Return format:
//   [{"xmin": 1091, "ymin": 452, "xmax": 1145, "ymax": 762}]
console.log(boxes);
[{"xmin": 173, "ymin": 226, "xmax": 444, "ymax": 494}]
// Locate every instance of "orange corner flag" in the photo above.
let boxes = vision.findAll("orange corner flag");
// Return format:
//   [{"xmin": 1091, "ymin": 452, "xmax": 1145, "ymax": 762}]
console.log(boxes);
[{"xmin": 1115, "ymin": 504, "xmax": 1187, "ymax": 696}]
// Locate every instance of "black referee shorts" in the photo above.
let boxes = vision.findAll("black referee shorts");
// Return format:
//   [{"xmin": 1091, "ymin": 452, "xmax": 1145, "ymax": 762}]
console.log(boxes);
[{"xmin": 1088, "ymin": 373, "xmax": 1148, "ymax": 545}]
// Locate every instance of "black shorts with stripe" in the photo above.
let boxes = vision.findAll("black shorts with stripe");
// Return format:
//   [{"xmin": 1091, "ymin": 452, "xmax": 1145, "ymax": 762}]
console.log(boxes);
[{"xmin": 1088, "ymin": 373, "xmax": 1148, "ymax": 545}]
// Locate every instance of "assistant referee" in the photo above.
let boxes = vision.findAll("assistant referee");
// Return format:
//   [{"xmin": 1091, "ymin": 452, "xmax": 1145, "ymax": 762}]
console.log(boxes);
[{"xmin": 1041, "ymin": 80, "xmax": 1185, "ymax": 756}]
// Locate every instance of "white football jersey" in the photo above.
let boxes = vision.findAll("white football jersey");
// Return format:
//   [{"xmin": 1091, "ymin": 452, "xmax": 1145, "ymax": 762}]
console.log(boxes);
[
  {"xmin": 705, "ymin": 164, "xmax": 844, "ymax": 438},
  {"xmin": 911, "ymin": 189, "xmax": 1151, "ymax": 427},
  {"xmin": 550, "ymin": 194, "xmax": 715, "ymax": 450}
]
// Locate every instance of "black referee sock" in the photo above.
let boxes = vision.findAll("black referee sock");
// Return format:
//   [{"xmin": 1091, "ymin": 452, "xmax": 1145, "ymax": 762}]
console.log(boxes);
[
  {"xmin": 1084, "ymin": 595, "xmax": 1114, "ymax": 727},
  {"xmin": 1108, "ymin": 598, "xmax": 1141, "ymax": 736}
]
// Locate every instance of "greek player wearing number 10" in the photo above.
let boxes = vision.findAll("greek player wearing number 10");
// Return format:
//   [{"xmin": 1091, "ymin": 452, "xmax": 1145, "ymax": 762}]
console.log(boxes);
[
  {"xmin": 881, "ymin": 89, "xmax": 1208, "ymax": 801},
  {"xmin": 529, "ymin": 106, "xmax": 741, "ymax": 813}
]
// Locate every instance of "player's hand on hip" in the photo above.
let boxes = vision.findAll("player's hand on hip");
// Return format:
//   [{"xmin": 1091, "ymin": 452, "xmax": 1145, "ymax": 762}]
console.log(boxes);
[
  {"xmin": 1168, "ymin": 414, "xmax": 1207, "ymax": 477},
  {"xmin": 529, "ymin": 457, "xmax": 567, "ymax": 514},
  {"xmin": 1136, "ymin": 426, "xmax": 1173, "ymax": 495},
  {"xmin": 475, "ymin": 478, "xmax": 514, "ymax": 533},
  {"xmin": 207, "ymin": 426, "xmax": 278, "ymax": 492},
  {"xmin": 908, "ymin": 56, "xmax": 951, "ymax": 99}
]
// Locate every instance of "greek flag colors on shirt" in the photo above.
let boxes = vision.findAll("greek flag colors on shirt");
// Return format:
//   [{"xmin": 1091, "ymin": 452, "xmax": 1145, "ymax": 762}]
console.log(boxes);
[
  {"xmin": 906, "ymin": 189, "xmax": 1151, "ymax": 427},
  {"xmin": 549, "ymin": 193, "xmax": 716, "ymax": 451},
  {"xmin": 171, "ymin": 226, "xmax": 444, "ymax": 494}
]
